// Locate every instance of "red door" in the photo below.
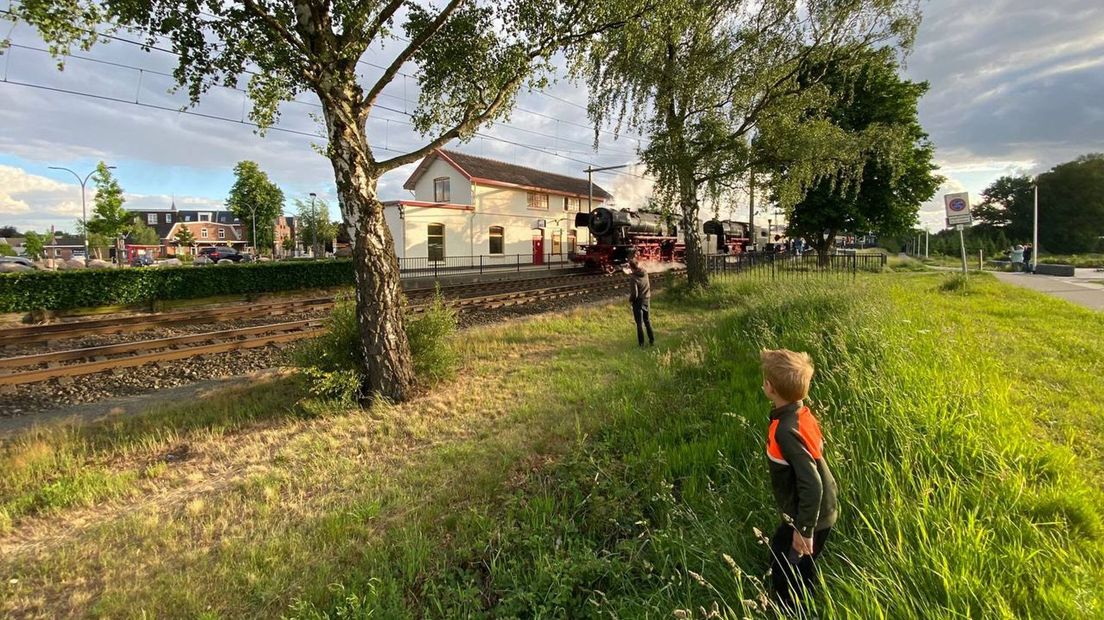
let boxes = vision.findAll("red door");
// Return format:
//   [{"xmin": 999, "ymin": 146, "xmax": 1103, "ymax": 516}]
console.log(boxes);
[{"xmin": 532, "ymin": 234, "xmax": 544, "ymax": 265}]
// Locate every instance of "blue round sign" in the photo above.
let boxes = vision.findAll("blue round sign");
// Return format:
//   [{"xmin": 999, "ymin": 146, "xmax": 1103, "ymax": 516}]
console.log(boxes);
[{"xmin": 948, "ymin": 198, "xmax": 967, "ymax": 212}]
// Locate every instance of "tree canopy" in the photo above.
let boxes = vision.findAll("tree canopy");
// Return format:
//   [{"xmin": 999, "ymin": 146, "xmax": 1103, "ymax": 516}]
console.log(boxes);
[
  {"xmin": 10, "ymin": 0, "xmax": 647, "ymax": 401},
  {"xmin": 295, "ymin": 197, "xmax": 337, "ymax": 257},
  {"xmin": 86, "ymin": 161, "xmax": 131, "ymax": 240},
  {"xmin": 765, "ymin": 47, "xmax": 942, "ymax": 256},
  {"xmin": 174, "ymin": 226, "xmax": 195, "ymax": 247},
  {"xmin": 129, "ymin": 220, "xmax": 163, "ymax": 246},
  {"xmin": 1037, "ymin": 154, "xmax": 1104, "ymax": 253},
  {"xmin": 972, "ymin": 175, "xmax": 1034, "ymax": 240},
  {"xmin": 22, "ymin": 231, "xmax": 47, "ymax": 260},
  {"xmin": 577, "ymin": 0, "xmax": 921, "ymax": 285},
  {"xmin": 226, "ymin": 161, "xmax": 285, "ymax": 252}
]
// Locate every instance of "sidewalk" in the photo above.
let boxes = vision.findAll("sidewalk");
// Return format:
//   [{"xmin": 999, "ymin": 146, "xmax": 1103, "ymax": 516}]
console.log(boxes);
[{"xmin": 991, "ymin": 269, "xmax": 1104, "ymax": 311}]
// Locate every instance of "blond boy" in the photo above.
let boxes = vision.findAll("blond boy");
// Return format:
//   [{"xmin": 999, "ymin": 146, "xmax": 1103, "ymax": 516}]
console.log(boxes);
[{"xmin": 760, "ymin": 349, "xmax": 838, "ymax": 607}]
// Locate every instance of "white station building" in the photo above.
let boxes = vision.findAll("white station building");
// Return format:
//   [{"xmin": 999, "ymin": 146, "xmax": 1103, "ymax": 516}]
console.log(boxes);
[{"xmin": 384, "ymin": 149, "xmax": 613, "ymax": 263}]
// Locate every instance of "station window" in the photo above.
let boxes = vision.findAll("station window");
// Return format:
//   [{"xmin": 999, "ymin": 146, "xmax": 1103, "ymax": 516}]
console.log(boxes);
[
  {"xmin": 199, "ymin": 213, "xmax": 211, "ymax": 222},
  {"xmin": 564, "ymin": 197, "xmax": 581, "ymax": 212},
  {"xmin": 568, "ymin": 229, "xmax": 577, "ymax": 253},
  {"xmin": 218, "ymin": 228, "xmax": 225, "ymax": 240},
  {"xmin": 434, "ymin": 177, "xmax": 450, "ymax": 203},
  {"xmin": 489, "ymin": 226, "xmax": 504, "ymax": 255},
  {"xmin": 527, "ymin": 192, "xmax": 549, "ymax": 210},
  {"xmin": 201, "ymin": 228, "xmax": 208, "ymax": 239},
  {"xmin": 166, "ymin": 213, "xmax": 173, "ymax": 224},
  {"xmin": 428, "ymin": 223, "xmax": 445, "ymax": 261},
  {"xmin": 147, "ymin": 213, "xmax": 158, "ymax": 225},
  {"xmin": 551, "ymin": 230, "xmax": 561, "ymax": 255}
]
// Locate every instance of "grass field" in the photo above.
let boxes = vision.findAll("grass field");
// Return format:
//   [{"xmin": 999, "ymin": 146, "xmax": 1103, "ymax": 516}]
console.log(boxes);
[{"xmin": 2, "ymin": 272, "xmax": 1103, "ymax": 618}]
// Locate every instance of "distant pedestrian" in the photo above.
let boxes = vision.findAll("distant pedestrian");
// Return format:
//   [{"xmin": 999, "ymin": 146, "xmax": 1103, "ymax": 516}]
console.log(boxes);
[
  {"xmin": 1010, "ymin": 245, "xmax": 1024, "ymax": 272},
  {"xmin": 628, "ymin": 259, "xmax": 654, "ymax": 347},
  {"xmin": 759, "ymin": 349, "xmax": 838, "ymax": 611},
  {"xmin": 1023, "ymin": 244, "xmax": 1034, "ymax": 273}
]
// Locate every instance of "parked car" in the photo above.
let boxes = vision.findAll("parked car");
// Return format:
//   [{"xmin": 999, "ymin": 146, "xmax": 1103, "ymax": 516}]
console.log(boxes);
[
  {"xmin": 0, "ymin": 255, "xmax": 34, "ymax": 268},
  {"xmin": 198, "ymin": 246, "xmax": 245, "ymax": 263},
  {"xmin": 130, "ymin": 253, "xmax": 154, "ymax": 267}
]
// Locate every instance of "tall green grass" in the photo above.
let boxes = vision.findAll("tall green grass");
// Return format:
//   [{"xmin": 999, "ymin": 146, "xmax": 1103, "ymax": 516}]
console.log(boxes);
[{"xmin": 291, "ymin": 276, "xmax": 1104, "ymax": 618}]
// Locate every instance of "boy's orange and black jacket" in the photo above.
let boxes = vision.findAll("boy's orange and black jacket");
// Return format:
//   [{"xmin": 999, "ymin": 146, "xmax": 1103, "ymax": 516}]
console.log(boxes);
[{"xmin": 766, "ymin": 401, "xmax": 839, "ymax": 537}]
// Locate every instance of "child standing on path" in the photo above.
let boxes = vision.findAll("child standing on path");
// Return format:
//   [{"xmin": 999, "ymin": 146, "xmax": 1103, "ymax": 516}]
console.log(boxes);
[{"xmin": 760, "ymin": 349, "xmax": 838, "ymax": 609}]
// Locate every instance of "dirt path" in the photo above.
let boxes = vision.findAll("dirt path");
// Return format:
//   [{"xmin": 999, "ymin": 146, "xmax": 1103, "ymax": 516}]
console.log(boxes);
[{"xmin": 0, "ymin": 368, "xmax": 292, "ymax": 437}]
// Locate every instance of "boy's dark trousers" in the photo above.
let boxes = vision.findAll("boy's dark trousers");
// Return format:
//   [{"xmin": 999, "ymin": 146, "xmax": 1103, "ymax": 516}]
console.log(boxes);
[
  {"xmin": 632, "ymin": 301, "xmax": 654, "ymax": 345},
  {"xmin": 769, "ymin": 523, "xmax": 832, "ymax": 609}
]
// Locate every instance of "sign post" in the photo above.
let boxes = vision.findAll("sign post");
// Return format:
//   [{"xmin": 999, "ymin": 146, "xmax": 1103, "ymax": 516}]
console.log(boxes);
[{"xmin": 944, "ymin": 192, "xmax": 972, "ymax": 274}]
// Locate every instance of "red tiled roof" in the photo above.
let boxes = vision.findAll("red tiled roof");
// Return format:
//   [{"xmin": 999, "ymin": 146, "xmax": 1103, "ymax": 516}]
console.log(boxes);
[{"xmin": 403, "ymin": 149, "xmax": 613, "ymax": 200}]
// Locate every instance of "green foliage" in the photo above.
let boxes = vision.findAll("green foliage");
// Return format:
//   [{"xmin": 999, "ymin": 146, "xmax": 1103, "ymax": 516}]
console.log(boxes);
[
  {"xmin": 22, "ymin": 231, "xmax": 46, "ymax": 260},
  {"xmin": 226, "ymin": 161, "xmax": 285, "ymax": 251},
  {"xmin": 174, "ymin": 226, "xmax": 195, "ymax": 246},
  {"xmin": 769, "ymin": 48, "xmax": 943, "ymax": 254},
  {"xmin": 294, "ymin": 197, "xmax": 337, "ymax": 256},
  {"xmin": 293, "ymin": 289, "xmax": 459, "ymax": 402},
  {"xmin": 972, "ymin": 175, "xmax": 1035, "ymax": 240},
  {"xmin": 129, "ymin": 220, "xmax": 162, "ymax": 246},
  {"xmin": 406, "ymin": 290, "xmax": 460, "ymax": 384},
  {"xmin": 1038, "ymin": 154, "xmax": 1104, "ymax": 253},
  {"xmin": 0, "ymin": 243, "xmax": 14, "ymax": 257},
  {"xmin": 0, "ymin": 260, "xmax": 353, "ymax": 312},
  {"xmin": 283, "ymin": 275, "xmax": 1104, "ymax": 618},
  {"xmin": 577, "ymin": 0, "xmax": 920, "ymax": 284},
  {"xmin": 87, "ymin": 161, "xmax": 131, "ymax": 239}
]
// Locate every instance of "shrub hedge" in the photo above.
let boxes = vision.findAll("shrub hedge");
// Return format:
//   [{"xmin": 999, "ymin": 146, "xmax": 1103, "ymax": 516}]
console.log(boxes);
[{"xmin": 0, "ymin": 260, "xmax": 355, "ymax": 312}]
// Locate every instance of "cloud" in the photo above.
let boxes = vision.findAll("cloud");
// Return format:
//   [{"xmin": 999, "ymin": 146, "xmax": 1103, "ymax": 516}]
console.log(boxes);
[{"xmin": 0, "ymin": 165, "xmax": 225, "ymax": 233}]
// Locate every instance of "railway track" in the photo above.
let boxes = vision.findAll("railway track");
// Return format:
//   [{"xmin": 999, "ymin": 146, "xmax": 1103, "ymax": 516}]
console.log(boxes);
[
  {"xmin": 0, "ymin": 272, "xmax": 603, "ymax": 346},
  {"xmin": 0, "ymin": 276, "xmax": 628, "ymax": 387}
]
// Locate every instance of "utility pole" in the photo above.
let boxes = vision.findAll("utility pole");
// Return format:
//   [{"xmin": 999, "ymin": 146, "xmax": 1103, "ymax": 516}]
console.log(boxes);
[
  {"xmin": 584, "ymin": 163, "xmax": 629, "ymax": 245},
  {"xmin": 1032, "ymin": 182, "xmax": 1039, "ymax": 273},
  {"xmin": 309, "ymin": 192, "xmax": 317, "ymax": 258},
  {"xmin": 49, "ymin": 164, "xmax": 114, "ymax": 265},
  {"xmin": 749, "ymin": 171, "xmax": 756, "ymax": 251},
  {"xmin": 924, "ymin": 229, "xmax": 929, "ymax": 258}
]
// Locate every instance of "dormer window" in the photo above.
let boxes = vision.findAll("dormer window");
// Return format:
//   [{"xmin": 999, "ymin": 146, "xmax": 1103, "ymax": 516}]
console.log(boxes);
[{"xmin": 434, "ymin": 177, "xmax": 450, "ymax": 202}]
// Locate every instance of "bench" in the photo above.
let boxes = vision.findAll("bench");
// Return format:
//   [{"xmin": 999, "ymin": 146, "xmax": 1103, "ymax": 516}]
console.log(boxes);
[{"xmin": 1034, "ymin": 263, "xmax": 1075, "ymax": 277}]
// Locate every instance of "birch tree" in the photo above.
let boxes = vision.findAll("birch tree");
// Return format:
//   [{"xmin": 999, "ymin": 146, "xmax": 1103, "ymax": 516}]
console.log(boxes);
[
  {"xmin": 577, "ymin": 0, "xmax": 921, "ymax": 286},
  {"xmin": 11, "ymin": 0, "xmax": 641, "ymax": 401}
]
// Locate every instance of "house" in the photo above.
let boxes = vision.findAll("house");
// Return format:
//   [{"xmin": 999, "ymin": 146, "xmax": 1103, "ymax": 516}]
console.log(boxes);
[
  {"xmin": 129, "ymin": 202, "xmax": 287, "ymax": 255},
  {"xmin": 384, "ymin": 149, "xmax": 613, "ymax": 263}
]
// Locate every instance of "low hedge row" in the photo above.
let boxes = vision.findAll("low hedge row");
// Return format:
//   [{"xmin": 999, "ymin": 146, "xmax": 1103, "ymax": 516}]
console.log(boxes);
[{"xmin": 0, "ymin": 260, "xmax": 355, "ymax": 312}]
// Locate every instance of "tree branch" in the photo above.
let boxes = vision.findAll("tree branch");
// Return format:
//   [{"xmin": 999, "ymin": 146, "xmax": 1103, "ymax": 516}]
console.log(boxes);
[
  {"xmin": 240, "ymin": 0, "xmax": 310, "ymax": 56},
  {"xmin": 362, "ymin": 0, "xmax": 465, "ymax": 110}
]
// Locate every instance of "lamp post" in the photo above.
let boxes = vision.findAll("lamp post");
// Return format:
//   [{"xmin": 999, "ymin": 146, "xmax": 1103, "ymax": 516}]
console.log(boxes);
[
  {"xmin": 1032, "ymin": 182, "xmax": 1039, "ymax": 273},
  {"xmin": 49, "ymin": 164, "xmax": 114, "ymax": 264},
  {"xmin": 245, "ymin": 203, "xmax": 258, "ymax": 256},
  {"xmin": 309, "ymin": 192, "xmax": 317, "ymax": 258}
]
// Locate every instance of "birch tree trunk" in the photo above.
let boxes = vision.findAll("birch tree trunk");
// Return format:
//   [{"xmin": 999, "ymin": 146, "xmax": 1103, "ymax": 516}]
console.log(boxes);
[{"xmin": 323, "ymin": 94, "xmax": 416, "ymax": 403}]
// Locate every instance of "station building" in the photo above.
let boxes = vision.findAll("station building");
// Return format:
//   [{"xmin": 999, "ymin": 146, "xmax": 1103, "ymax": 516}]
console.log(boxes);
[{"xmin": 384, "ymin": 149, "xmax": 613, "ymax": 263}]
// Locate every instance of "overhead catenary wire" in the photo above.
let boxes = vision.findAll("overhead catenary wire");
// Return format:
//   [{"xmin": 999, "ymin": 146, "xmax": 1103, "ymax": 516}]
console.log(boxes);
[{"xmin": 0, "ymin": 1, "xmax": 649, "ymax": 146}]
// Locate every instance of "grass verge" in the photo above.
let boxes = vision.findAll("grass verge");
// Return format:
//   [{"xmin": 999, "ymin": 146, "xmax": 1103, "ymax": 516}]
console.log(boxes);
[{"xmin": 2, "ymin": 272, "xmax": 1102, "ymax": 618}]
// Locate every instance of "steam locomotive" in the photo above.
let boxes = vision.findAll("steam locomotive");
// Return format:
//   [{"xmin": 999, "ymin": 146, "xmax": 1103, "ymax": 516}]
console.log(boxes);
[
  {"xmin": 569, "ymin": 207, "xmax": 683, "ymax": 272},
  {"xmin": 703, "ymin": 219, "xmax": 754, "ymax": 255},
  {"xmin": 569, "ymin": 207, "xmax": 754, "ymax": 272}
]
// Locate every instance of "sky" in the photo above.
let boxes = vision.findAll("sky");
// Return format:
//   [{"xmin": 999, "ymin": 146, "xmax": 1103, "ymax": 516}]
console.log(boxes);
[{"xmin": 1, "ymin": 0, "xmax": 1102, "ymax": 235}]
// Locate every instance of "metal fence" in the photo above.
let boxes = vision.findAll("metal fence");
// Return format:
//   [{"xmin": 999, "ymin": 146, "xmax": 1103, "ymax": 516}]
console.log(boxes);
[
  {"xmin": 704, "ymin": 252, "xmax": 887, "ymax": 281},
  {"xmin": 397, "ymin": 253, "xmax": 573, "ymax": 279}
]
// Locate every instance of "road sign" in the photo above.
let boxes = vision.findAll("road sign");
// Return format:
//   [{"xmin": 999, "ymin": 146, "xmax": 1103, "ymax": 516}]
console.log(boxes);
[{"xmin": 944, "ymin": 192, "xmax": 972, "ymax": 226}]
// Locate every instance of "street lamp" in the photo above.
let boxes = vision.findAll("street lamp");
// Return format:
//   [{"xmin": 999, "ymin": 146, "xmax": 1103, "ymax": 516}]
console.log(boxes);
[{"xmin": 49, "ymin": 164, "xmax": 114, "ymax": 264}]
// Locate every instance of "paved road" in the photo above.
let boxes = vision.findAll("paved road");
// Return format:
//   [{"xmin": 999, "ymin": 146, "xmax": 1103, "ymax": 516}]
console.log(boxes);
[{"xmin": 991, "ymin": 269, "xmax": 1104, "ymax": 311}]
